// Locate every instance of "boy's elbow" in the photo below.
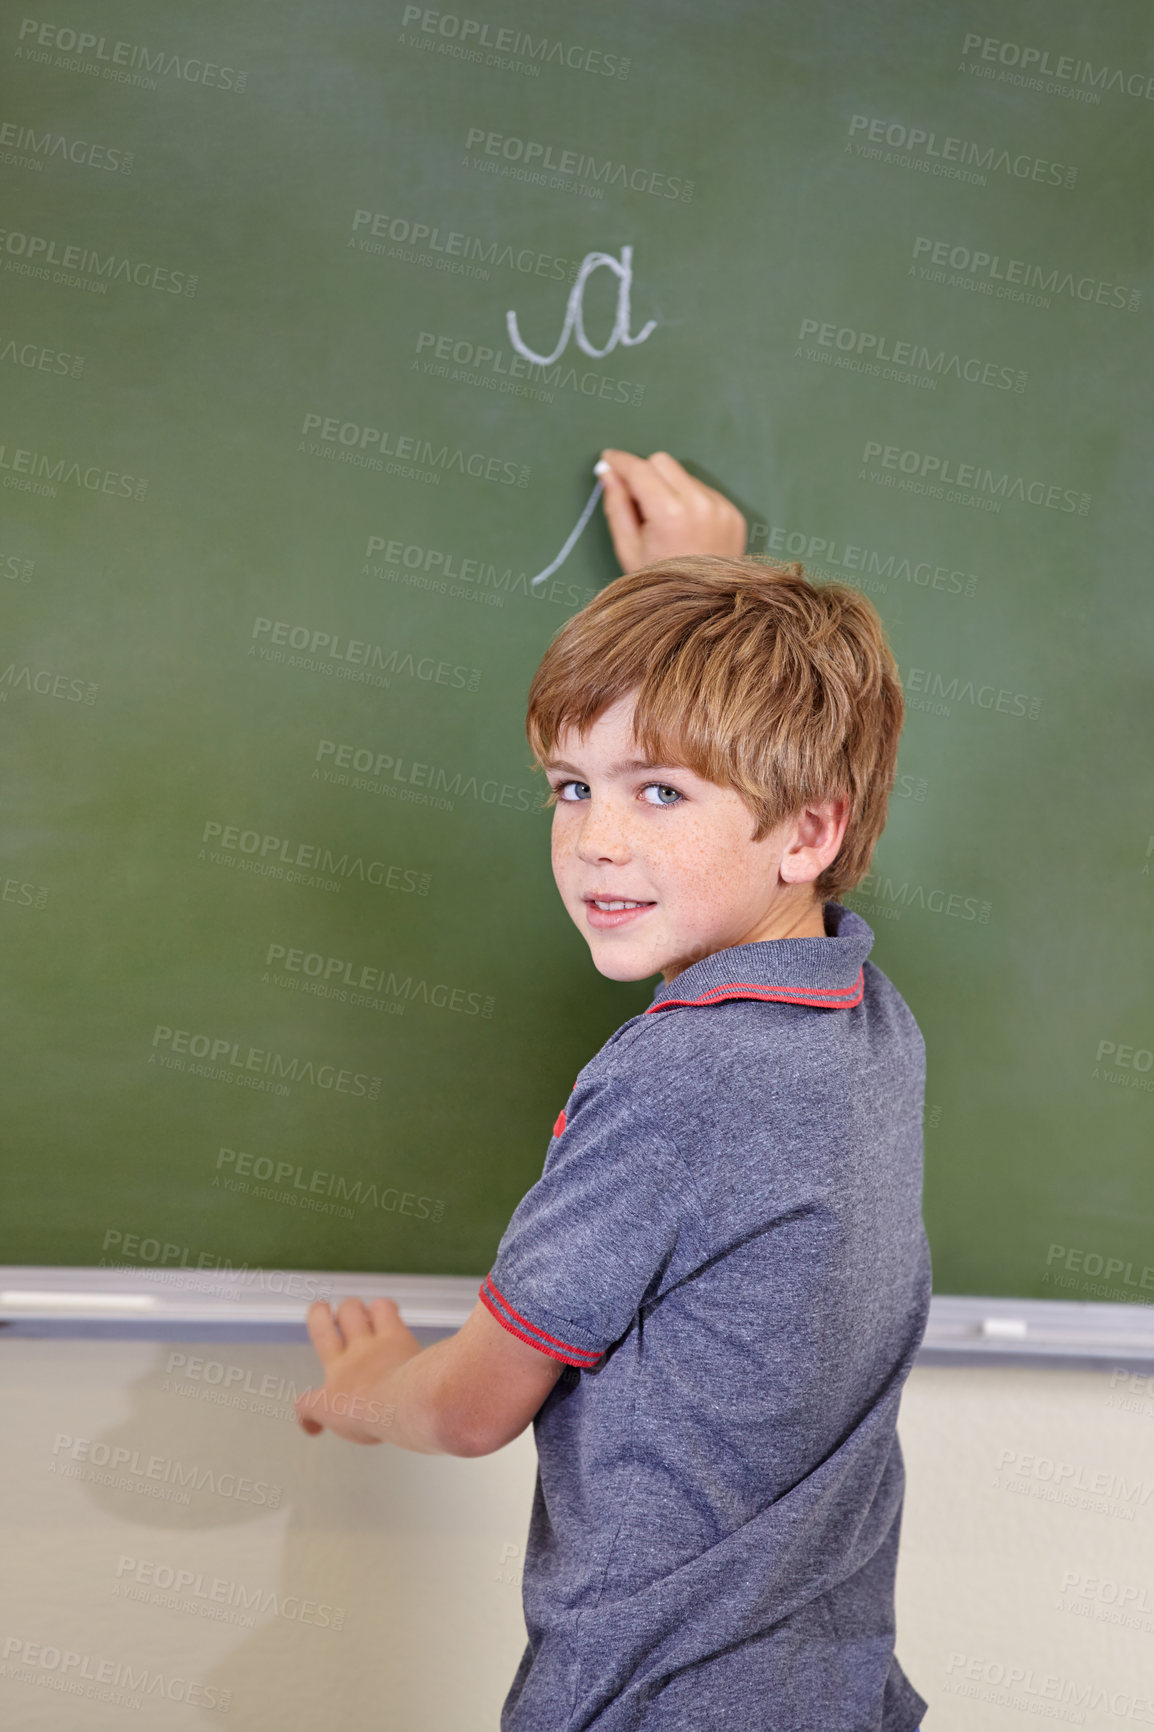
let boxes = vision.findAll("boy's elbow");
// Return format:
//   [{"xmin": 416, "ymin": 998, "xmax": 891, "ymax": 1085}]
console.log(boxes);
[
  {"xmin": 436, "ymin": 1384, "xmax": 537, "ymax": 1457},
  {"xmin": 449, "ymin": 1429, "xmax": 500, "ymax": 1459},
  {"xmin": 445, "ymin": 1410, "xmax": 530, "ymax": 1458}
]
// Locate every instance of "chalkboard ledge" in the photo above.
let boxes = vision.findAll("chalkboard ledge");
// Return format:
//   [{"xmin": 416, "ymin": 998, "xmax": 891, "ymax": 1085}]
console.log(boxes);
[{"xmin": 3, "ymin": 1271, "xmax": 1154, "ymax": 1366}]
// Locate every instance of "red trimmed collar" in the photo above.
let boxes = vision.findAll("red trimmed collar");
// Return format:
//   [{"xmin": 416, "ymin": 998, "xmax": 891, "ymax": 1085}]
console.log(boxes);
[{"xmin": 645, "ymin": 901, "xmax": 873, "ymax": 1016}]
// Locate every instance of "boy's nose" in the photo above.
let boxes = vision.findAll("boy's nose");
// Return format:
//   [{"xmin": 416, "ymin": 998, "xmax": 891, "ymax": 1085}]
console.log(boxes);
[{"xmin": 575, "ymin": 802, "xmax": 632, "ymax": 864}]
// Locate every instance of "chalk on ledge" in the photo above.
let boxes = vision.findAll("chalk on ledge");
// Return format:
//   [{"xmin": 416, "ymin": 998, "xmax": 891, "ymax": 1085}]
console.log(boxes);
[{"xmin": 979, "ymin": 1316, "xmax": 1029, "ymax": 1340}]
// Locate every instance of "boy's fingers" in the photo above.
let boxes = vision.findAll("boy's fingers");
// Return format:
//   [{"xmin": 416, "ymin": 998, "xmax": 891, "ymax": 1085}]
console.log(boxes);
[
  {"xmin": 369, "ymin": 1296, "xmax": 402, "ymax": 1331},
  {"xmin": 647, "ymin": 451, "xmax": 735, "ymax": 523},
  {"xmin": 295, "ymin": 1387, "xmax": 326, "ymax": 1436},
  {"xmin": 645, "ymin": 451, "xmax": 698, "ymax": 500},
  {"xmin": 336, "ymin": 1297, "xmax": 372, "ymax": 1340},
  {"xmin": 599, "ymin": 466, "xmax": 644, "ymax": 571},
  {"xmin": 599, "ymin": 449, "xmax": 679, "ymax": 518},
  {"xmin": 305, "ymin": 1300, "xmax": 344, "ymax": 1364}
]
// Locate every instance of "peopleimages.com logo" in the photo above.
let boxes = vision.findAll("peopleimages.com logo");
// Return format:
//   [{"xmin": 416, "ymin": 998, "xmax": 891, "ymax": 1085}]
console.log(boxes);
[
  {"xmin": 1, "ymin": 1633, "xmax": 231, "ymax": 1713},
  {"xmin": 860, "ymin": 439, "xmax": 1091, "ymax": 514},
  {"xmin": 463, "ymin": 128, "xmax": 693, "ymax": 201},
  {"xmin": 15, "ymin": 18, "xmax": 248, "ymax": 92},
  {"xmin": 399, "ymin": 6, "xmax": 630, "ymax": 79},
  {"xmin": 148, "ymin": 1024, "xmax": 383, "ymax": 1099},
  {"xmin": 909, "ymin": 235, "xmax": 1140, "ymax": 311},
  {"xmin": 959, "ymin": 32, "xmax": 1154, "ymax": 103}
]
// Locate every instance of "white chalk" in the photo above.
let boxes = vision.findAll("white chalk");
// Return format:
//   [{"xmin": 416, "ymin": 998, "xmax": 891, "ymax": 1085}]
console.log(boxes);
[
  {"xmin": 593, "ymin": 459, "xmax": 611, "ymax": 477},
  {"xmin": 0, "ymin": 1290, "xmax": 157, "ymax": 1310},
  {"xmin": 979, "ymin": 1317, "xmax": 1028, "ymax": 1340}
]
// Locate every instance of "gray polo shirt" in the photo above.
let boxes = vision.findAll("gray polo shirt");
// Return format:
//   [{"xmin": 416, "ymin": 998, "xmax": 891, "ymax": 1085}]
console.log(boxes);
[{"xmin": 480, "ymin": 900, "xmax": 930, "ymax": 1732}]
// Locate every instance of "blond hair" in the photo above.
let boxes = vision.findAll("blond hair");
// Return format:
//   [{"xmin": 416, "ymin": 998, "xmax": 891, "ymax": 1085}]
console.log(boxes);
[{"xmin": 525, "ymin": 556, "xmax": 904, "ymax": 903}]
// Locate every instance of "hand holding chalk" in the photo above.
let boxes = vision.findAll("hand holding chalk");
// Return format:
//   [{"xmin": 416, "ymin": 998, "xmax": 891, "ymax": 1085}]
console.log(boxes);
[
  {"xmin": 597, "ymin": 450, "xmax": 748, "ymax": 574},
  {"xmin": 529, "ymin": 451, "xmax": 748, "ymax": 587}
]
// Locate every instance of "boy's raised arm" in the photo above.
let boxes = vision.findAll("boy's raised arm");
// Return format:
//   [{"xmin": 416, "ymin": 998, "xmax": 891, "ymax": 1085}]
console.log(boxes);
[{"xmin": 295, "ymin": 1295, "xmax": 565, "ymax": 1457}]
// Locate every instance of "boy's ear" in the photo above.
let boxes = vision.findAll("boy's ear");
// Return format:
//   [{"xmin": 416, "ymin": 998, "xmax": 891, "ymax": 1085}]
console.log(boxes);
[{"xmin": 781, "ymin": 799, "xmax": 850, "ymax": 883}]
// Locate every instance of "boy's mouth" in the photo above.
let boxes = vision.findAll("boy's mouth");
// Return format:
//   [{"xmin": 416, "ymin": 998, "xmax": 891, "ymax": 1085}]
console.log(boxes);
[{"xmin": 583, "ymin": 894, "xmax": 656, "ymax": 930}]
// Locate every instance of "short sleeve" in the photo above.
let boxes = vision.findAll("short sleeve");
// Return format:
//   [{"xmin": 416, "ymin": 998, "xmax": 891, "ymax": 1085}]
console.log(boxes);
[{"xmin": 479, "ymin": 1067, "xmax": 696, "ymax": 1367}]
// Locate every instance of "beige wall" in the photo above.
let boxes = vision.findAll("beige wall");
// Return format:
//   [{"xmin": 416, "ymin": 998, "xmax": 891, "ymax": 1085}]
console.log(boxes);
[
  {"xmin": 1, "ymin": 1341, "xmax": 1151, "ymax": 1728},
  {"xmin": 897, "ymin": 1363, "xmax": 1154, "ymax": 1729}
]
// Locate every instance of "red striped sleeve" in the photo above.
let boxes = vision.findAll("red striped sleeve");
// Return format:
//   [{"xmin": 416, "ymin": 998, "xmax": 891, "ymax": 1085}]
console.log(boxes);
[{"xmin": 479, "ymin": 1274, "xmax": 602, "ymax": 1368}]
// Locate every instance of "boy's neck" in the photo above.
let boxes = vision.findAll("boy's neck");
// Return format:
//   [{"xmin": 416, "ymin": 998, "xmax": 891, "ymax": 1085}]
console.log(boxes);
[
  {"xmin": 663, "ymin": 899, "xmax": 829, "ymax": 983},
  {"xmin": 745, "ymin": 895, "xmax": 828, "ymax": 945}
]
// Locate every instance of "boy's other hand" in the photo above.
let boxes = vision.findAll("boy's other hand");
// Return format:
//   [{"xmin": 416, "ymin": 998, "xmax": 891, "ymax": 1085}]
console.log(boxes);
[
  {"xmin": 598, "ymin": 449, "xmax": 747, "ymax": 573},
  {"xmin": 296, "ymin": 1295, "xmax": 421, "ymax": 1445}
]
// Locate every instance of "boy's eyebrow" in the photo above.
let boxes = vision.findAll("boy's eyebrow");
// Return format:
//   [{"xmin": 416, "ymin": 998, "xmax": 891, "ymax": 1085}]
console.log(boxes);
[{"xmin": 543, "ymin": 757, "xmax": 684, "ymax": 777}]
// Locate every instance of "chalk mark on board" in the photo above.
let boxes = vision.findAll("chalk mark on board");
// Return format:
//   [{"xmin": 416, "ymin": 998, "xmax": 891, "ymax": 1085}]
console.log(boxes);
[
  {"xmin": 507, "ymin": 245, "xmax": 657, "ymax": 367},
  {"xmin": 530, "ymin": 480, "xmax": 604, "ymax": 586}
]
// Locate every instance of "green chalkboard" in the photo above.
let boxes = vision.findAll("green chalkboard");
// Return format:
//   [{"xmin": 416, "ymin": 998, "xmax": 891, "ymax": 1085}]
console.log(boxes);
[{"xmin": 1, "ymin": 0, "xmax": 1151, "ymax": 1302}]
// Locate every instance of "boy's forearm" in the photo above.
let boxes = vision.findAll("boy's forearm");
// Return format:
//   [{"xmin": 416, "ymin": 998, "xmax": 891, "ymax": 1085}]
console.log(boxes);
[{"xmin": 369, "ymin": 1335, "xmax": 473, "ymax": 1456}]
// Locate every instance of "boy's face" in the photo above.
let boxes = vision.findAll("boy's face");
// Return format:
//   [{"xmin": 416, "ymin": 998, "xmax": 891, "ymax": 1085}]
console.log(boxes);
[{"xmin": 545, "ymin": 693, "xmax": 836, "ymax": 984}]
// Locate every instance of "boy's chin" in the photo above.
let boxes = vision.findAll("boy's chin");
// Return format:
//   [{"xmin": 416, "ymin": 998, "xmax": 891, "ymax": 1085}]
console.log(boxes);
[{"xmin": 586, "ymin": 942, "xmax": 659, "ymax": 984}]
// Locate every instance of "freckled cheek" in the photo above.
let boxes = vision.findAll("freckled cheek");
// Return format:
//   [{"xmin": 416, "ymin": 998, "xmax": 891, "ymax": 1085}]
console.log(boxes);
[
  {"xmin": 662, "ymin": 840, "xmax": 744, "ymax": 921},
  {"xmin": 550, "ymin": 815, "xmax": 580, "ymax": 891}
]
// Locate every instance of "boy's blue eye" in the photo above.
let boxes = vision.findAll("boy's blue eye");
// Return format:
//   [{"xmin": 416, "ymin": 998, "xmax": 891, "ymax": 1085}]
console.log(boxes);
[{"xmin": 553, "ymin": 780, "xmax": 682, "ymax": 805}]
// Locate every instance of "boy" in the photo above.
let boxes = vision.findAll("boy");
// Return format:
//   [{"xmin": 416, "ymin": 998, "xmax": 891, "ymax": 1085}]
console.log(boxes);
[{"xmin": 297, "ymin": 452, "xmax": 931, "ymax": 1732}]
